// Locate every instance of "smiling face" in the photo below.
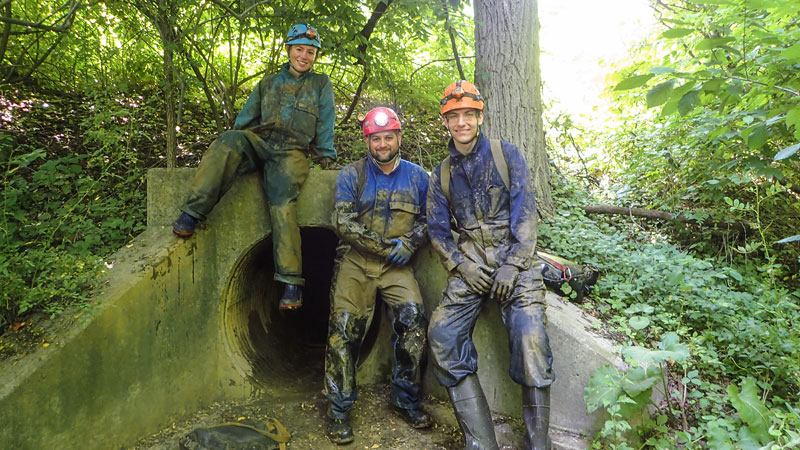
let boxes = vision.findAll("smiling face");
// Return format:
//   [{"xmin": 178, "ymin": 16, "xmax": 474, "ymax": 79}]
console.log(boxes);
[
  {"xmin": 287, "ymin": 44, "xmax": 318, "ymax": 76},
  {"xmin": 365, "ymin": 130, "xmax": 401, "ymax": 166},
  {"xmin": 443, "ymin": 108, "xmax": 484, "ymax": 153}
]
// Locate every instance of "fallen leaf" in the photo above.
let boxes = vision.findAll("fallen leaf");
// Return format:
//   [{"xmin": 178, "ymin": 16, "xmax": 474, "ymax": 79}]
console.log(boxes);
[
  {"xmin": 42, "ymin": 342, "xmax": 49, "ymax": 347},
  {"xmin": 11, "ymin": 321, "xmax": 25, "ymax": 331}
]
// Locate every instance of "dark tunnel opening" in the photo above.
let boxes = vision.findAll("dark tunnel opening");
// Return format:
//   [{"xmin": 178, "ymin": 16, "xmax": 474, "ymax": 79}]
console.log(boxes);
[{"xmin": 221, "ymin": 227, "xmax": 382, "ymax": 391}]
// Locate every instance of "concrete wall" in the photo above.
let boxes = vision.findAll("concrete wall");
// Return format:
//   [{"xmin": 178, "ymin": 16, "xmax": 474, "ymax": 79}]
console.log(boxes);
[{"xmin": 0, "ymin": 168, "xmax": 628, "ymax": 449}]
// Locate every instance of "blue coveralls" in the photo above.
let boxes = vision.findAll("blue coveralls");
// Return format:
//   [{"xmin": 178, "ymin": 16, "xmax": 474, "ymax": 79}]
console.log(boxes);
[
  {"xmin": 325, "ymin": 155, "xmax": 430, "ymax": 419},
  {"xmin": 426, "ymin": 133, "xmax": 555, "ymax": 389},
  {"xmin": 181, "ymin": 63, "xmax": 335, "ymax": 286}
]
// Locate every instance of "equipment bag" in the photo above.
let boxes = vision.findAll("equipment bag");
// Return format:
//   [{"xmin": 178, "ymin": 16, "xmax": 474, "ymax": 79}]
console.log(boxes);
[
  {"xmin": 537, "ymin": 250, "xmax": 599, "ymax": 303},
  {"xmin": 181, "ymin": 417, "xmax": 291, "ymax": 450}
]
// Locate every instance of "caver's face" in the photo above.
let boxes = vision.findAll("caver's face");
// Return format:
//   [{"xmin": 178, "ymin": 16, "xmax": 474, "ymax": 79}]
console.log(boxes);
[
  {"xmin": 443, "ymin": 108, "xmax": 483, "ymax": 146},
  {"xmin": 287, "ymin": 44, "xmax": 318, "ymax": 75},
  {"xmin": 365, "ymin": 131, "xmax": 401, "ymax": 165}
]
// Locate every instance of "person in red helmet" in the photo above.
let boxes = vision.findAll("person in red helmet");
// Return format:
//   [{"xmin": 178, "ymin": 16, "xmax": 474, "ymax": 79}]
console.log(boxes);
[
  {"xmin": 171, "ymin": 23, "xmax": 335, "ymax": 311},
  {"xmin": 323, "ymin": 107, "xmax": 432, "ymax": 444},
  {"xmin": 426, "ymin": 80, "xmax": 555, "ymax": 450}
]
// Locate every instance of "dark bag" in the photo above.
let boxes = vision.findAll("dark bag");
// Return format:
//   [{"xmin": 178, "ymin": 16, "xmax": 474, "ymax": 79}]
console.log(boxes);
[
  {"xmin": 537, "ymin": 250, "xmax": 599, "ymax": 303},
  {"xmin": 180, "ymin": 418, "xmax": 290, "ymax": 450}
]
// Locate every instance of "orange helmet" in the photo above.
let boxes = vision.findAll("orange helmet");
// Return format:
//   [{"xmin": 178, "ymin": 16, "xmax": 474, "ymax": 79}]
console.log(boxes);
[{"xmin": 440, "ymin": 80, "xmax": 484, "ymax": 115}]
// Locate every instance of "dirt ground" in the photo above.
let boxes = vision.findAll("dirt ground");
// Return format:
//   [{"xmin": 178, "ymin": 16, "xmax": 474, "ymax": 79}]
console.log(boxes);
[{"xmin": 124, "ymin": 382, "xmax": 467, "ymax": 450}]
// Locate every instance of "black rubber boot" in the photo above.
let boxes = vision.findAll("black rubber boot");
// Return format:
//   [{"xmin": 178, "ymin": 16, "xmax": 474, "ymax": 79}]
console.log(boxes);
[
  {"xmin": 172, "ymin": 212, "xmax": 198, "ymax": 237},
  {"xmin": 278, "ymin": 284, "xmax": 303, "ymax": 310},
  {"xmin": 447, "ymin": 374, "xmax": 499, "ymax": 450},
  {"xmin": 393, "ymin": 405, "xmax": 432, "ymax": 429},
  {"xmin": 327, "ymin": 417, "xmax": 354, "ymax": 445},
  {"xmin": 522, "ymin": 386, "xmax": 551, "ymax": 450}
]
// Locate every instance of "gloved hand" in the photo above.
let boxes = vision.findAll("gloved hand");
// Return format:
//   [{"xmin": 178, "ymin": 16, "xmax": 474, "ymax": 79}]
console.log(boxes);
[
  {"xmin": 490, "ymin": 264, "xmax": 519, "ymax": 302},
  {"xmin": 388, "ymin": 239, "xmax": 413, "ymax": 265},
  {"xmin": 457, "ymin": 260, "xmax": 494, "ymax": 294}
]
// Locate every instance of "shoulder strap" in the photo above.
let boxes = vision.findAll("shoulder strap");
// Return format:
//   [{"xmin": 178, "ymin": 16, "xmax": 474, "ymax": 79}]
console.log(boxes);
[
  {"xmin": 440, "ymin": 156, "xmax": 451, "ymax": 202},
  {"xmin": 490, "ymin": 139, "xmax": 510, "ymax": 191},
  {"xmin": 355, "ymin": 158, "xmax": 368, "ymax": 201}
]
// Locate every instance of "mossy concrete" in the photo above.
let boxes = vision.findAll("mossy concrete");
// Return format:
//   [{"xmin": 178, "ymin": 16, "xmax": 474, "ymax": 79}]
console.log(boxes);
[{"xmin": 0, "ymin": 168, "xmax": 632, "ymax": 449}]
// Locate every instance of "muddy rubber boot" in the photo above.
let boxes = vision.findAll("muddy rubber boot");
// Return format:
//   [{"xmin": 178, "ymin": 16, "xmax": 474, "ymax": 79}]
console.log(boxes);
[
  {"xmin": 447, "ymin": 374, "xmax": 499, "ymax": 450},
  {"xmin": 172, "ymin": 212, "xmax": 198, "ymax": 237},
  {"xmin": 393, "ymin": 405, "xmax": 432, "ymax": 429},
  {"xmin": 327, "ymin": 417, "xmax": 354, "ymax": 445},
  {"xmin": 522, "ymin": 386, "xmax": 552, "ymax": 450},
  {"xmin": 278, "ymin": 284, "xmax": 303, "ymax": 310}
]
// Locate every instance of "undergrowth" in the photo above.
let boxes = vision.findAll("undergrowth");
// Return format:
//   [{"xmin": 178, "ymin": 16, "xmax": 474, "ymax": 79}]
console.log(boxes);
[{"xmin": 538, "ymin": 174, "xmax": 800, "ymax": 448}]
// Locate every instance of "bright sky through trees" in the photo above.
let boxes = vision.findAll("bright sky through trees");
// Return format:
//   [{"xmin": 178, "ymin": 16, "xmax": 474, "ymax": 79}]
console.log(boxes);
[{"xmin": 539, "ymin": 0, "xmax": 656, "ymax": 124}]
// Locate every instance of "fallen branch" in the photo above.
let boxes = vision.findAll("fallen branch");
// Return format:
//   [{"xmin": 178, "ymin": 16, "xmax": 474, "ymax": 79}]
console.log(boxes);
[{"xmin": 582, "ymin": 205, "xmax": 751, "ymax": 234}]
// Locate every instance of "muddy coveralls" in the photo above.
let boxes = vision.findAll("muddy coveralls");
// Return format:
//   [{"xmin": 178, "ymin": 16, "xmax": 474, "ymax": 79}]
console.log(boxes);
[
  {"xmin": 427, "ymin": 134, "xmax": 555, "ymax": 449},
  {"xmin": 180, "ymin": 63, "xmax": 335, "ymax": 286},
  {"xmin": 324, "ymin": 155, "xmax": 429, "ymax": 421}
]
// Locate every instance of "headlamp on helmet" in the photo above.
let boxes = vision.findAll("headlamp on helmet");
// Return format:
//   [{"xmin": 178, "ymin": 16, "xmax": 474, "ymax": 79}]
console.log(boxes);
[{"xmin": 361, "ymin": 107, "xmax": 402, "ymax": 136}]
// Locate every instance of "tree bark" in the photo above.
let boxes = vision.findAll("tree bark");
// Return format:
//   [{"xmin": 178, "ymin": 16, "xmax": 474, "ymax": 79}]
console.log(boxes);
[{"xmin": 474, "ymin": 0, "xmax": 554, "ymax": 218}]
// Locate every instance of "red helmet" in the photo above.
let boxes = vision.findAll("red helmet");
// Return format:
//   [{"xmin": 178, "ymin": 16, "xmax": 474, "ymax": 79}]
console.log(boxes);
[
  {"xmin": 360, "ymin": 107, "xmax": 401, "ymax": 136},
  {"xmin": 440, "ymin": 80, "xmax": 484, "ymax": 115}
]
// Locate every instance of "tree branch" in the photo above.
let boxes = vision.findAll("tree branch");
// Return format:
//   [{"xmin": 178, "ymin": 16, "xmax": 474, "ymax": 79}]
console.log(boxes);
[
  {"xmin": 583, "ymin": 205, "xmax": 752, "ymax": 233},
  {"xmin": 409, "ymin": 55, "xmax": 474, "ymax": 85}
]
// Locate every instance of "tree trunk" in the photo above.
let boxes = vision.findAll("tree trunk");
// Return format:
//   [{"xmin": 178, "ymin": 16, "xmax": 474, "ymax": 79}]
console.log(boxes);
[
  {"xmin": 474, "ymin": 0, "xmax": 554, "ymax": 218},
  {"xmin": 156, "ymin": 0, "xmax": 177, "ymax": 168}
]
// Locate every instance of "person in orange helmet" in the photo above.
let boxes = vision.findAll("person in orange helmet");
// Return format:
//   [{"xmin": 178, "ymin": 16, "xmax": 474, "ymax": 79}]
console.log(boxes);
[{"xmin": 426, "ymin": 80, "xmax": 555, "ymax": 450}]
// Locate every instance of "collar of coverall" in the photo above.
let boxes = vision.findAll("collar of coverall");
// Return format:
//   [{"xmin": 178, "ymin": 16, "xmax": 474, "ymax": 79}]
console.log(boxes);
[
  {"xmin": 448, "ymin": 129, "xmax": 485, "ymax": 158},
  {"xmin": 367, "ymin": 152, "xmax": 401, "ymax": 174}
]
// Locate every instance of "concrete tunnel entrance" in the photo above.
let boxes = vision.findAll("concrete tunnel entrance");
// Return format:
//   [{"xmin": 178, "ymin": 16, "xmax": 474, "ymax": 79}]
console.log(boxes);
[{"xmin": 220, "ymin": 227, "xmax": 383, "ymax": 390}]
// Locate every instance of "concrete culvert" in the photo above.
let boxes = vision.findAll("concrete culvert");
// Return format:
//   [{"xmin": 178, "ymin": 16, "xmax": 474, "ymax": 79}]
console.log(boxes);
[{"xmin": 220, "ymin": 227, "xmax": 382, "ymax": 391}]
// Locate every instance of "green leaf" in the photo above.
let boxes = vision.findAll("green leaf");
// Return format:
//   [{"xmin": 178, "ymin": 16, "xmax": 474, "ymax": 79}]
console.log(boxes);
[
  {"xmin": 779, "ymin": 43, "xmax": 800, "ymax": 60},
  {"xmin": 686, "ymin": 0, "xmax": 735, "ymax": 3},
  {"xmin": 746, "ymin": 124, "xmax": 768, "ymax": 150},
  {"xmin": 614, "ymin": 74, "xmax": 655, "ymax": 91},
  {"xmin": 727, "ymin": 378, "xmax": 771, "ymax": 444},
  {"xmin": 777, "ymin": 235, "xmax": 800, "ymax": 244},
  {"xmin": 774, "ymin": 143, "xmax": 800, "ymax": 161},
  {"xmin": 707, "ymin": 424, "xmax": 736, "ymax": 450},
  {"xmin": 584, "ymin": 365, "xmax": 622, "ymax": 413},
  {"xmin": 727, "ymin": 268, "xmax": 743, "ymax": 281},
  {"xmin": 621, "ymin": 365, "xmax": 661, "ymax": 397},
  {"xmin": 647, "ymin": 80, "xmax": 676, "ymax": 108},
  {"xmin": 622, "ymin": 332, "xmax": 690, "ymax": 364},
  {"xmin": 629, "ymin": 315, "xmax": 651, "ymax": 330},
  {"xmin": 702, "ymin": 78, "xmax": 726, "ymax": 92},
  {"xmin": 678, "ymin": 90, "xmax": 700, "ymax": 115},
  {"xmin": 696, "ymin": 37, "xmax": 737, "ymax": 51},
  {"xmin": 649, "ymin": 66, "xmax": 676, "ymax": 75},
  {"xmin": 660, "ymin": 28, "xmax": 694, "ymax": 39},
  {"xmin": 787, "ymin": 108, "xmax": 800, "ymax": 129}
]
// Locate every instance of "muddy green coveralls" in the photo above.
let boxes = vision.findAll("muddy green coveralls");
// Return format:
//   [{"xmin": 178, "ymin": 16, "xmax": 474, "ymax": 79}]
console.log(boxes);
[
  {"xmin": 180, "ymin": 63, "xmax": 335, "ymax": 286},
  {"xmin": 324, "ymin": 155, "xmax": 430, "ymax": 420}
]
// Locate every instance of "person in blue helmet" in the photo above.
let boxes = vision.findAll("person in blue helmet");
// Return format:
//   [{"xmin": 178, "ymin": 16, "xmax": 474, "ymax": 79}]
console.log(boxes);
[
  {"xmin": 426, "ymin": 80, "xmax": 555, "ymax": 450},
  {"xmin": 171, "ymin": 24, "xmax": 336, "ymax": 311},
  {"xmin": 324, "ymin": 107, "xmax": 432, "ymax": 444}
]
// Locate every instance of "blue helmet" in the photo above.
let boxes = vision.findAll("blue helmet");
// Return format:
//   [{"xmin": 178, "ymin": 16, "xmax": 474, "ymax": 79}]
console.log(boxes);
[{"xmin": 286, "ymin": 24, "xmax": 321, "ymax": 48}]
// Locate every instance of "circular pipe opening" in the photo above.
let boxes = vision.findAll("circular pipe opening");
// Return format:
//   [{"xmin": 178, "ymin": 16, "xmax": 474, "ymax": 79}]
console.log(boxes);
[{"xmin": 221, "ymin": 227, "xmax": 381, "ymax": 391}]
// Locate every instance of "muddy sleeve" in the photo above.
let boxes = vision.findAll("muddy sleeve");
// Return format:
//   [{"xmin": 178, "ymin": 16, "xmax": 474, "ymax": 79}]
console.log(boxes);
[
  {"xmin": 310, "ymin": 76, "xmax": 336, "ymax": 160},
  {"xmin": 332, "ymin": 166, "xmax": 391, "ymax": 257},
  {"xmin": 502, "ymin": 142, "xmax": 538, "ymax": 269},
  {"xmin": 233, "ymin": 80, "xmax": 262, "ymax": 131},
  {"xmin": 426, "ymin": 164, "xmax": 466, "ymax": 272}
]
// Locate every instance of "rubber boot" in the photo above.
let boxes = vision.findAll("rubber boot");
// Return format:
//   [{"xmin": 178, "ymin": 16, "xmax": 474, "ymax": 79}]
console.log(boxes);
[
  {"xmin": 172, "ymin": 212, "xmax": 198, "ymax": 237},
  {"xmin": 522, "ymin": 386, "xmax": 551, "ymax": 450},
  {"xmin": 447, "ymin": 374, "xmax": 499, "ymax": 450},
  {"xmin": 279, "ymin": 284, "xmax": 302, "ymax": 310},
  {"xmin": 327, "ymin": 416, "xmax": 354, "ymax": 445}
]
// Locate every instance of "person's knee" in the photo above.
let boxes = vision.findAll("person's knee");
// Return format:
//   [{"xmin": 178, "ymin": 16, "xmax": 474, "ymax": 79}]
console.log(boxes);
[{"xmin": 395, "ymin": 303, "xmax": 426, "ymax": 330}]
